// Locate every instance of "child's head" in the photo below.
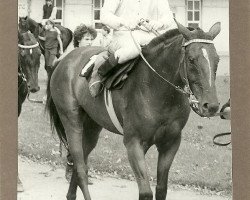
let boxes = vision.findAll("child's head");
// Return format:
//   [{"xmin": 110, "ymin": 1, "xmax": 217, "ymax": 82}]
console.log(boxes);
[
  {"xmin": 45, "ymin": 0, "xmax": 53, "ymax": 6},
  {"xmin": 73, "ymin": 24, "xmax": 97, "ymax": 47},
  {"xmin": 101, "ymin": 25, "xmax": 110, "ymax": 36},
  {"xmin": 45, "ymin": 19, "xmax": 55, "ymax": 30}
]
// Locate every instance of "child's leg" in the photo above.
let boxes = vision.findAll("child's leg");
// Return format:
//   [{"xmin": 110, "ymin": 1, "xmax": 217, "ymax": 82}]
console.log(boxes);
[
  {"xmin": 48, "ymin": 48, "xmax": 57, "ymax": 68},
  {"xmin": 44, "ymin": 49, "xmax": 50, "ymax": 71}
]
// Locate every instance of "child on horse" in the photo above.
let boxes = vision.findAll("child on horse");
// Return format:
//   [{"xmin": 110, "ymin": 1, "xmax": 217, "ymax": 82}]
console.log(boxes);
[
  {"xmin": 38, "ymin": 19, "xmax": 63, "ymax": 73},
  {"xmin": 88, "ymin": 0, "xmax": 176, "ymax": 97}
]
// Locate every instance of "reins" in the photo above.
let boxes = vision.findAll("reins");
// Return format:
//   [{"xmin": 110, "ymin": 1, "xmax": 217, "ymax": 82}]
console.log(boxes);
[
  {"xmin": 129, "ymin": 30, "xmax": 189, "ymax": 96},
  {"xmin": 129, "ymin": 23, "xmax": 231, "ymax": 146},
  {"xmin": 129, "ymin": 21, "xmax": 230, "ymax": 118},
  {"xmin": 213, "ymin": 132, "xmax": 231, "ymax": 146},
  {"xmin": 128, "ymin": 23, "xmax": 215, "ymax": 116}
]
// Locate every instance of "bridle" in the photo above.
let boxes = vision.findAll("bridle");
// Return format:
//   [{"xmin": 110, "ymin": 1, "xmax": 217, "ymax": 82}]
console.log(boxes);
[
  {"xmin": 129, "ymin": 23, "xmax": 215, "ymax": 117},
  {"xmin": 129, "ymin": 22, "xmax": 231, "ymax": 146},
  {"xmin": 18, "ymin": 30, "xmax": 43, "ymax": 104},
  {"xmin": 18, "ymin": 31, "xmax": 39, "ymax": 54}
]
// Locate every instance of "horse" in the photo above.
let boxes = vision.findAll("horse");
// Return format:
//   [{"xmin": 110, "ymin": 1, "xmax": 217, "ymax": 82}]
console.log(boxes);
[
  {"xmin": 18, "ymin": 30, "xmax": 41, "ymax": 192},
  {"xmin": 17, "ymin": 54, "xmax": 29, "ymax": 193},
  {"xmin": 18, "ymin": 30, "xmax": 41, "ymax": 93},
  {"xmin": 46, "ymin": 21, "xmax": 221, "ymax": 200},
  {"xmin": 18, "ymin": 16, "xmax": 73, "ymax": 58}
]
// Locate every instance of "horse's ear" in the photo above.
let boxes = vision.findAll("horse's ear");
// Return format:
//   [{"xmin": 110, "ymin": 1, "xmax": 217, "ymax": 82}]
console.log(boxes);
[
  {"xmin": 174, "ymin": 18, "xmax": 192, "ymax": 40},
  {"xmin": 207, "ymin": 22, "xmax": 221, "ymax": 39}
]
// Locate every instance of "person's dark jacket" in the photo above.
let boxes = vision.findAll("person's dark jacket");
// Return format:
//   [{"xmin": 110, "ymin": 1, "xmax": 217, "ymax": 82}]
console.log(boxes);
[{"xmin": 43, "ymin": 4, "xmax": 54, "ymax": 19}]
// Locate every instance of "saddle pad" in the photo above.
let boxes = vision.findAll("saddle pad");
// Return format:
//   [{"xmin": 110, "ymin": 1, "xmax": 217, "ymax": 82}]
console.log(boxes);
[
  {"xmin": 78, "ymin": 46, "xmax": 106, "ymax": 77},
  {"xmin": 102, "ymin": 57, "xmax": 139, "ymax": 90}
]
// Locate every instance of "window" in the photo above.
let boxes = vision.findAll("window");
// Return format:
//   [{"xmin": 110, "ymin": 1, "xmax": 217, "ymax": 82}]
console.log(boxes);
[
  {"xmin": 54, "ymin": 0, "xmax": 63, "ymax": 25},
  {"xmin": 186, "ymin": 0, "xmax": 201, "ymax": 28},
  {"xmin": 93, "ymin": 0, "xmax": 105, "ymax": 29}
]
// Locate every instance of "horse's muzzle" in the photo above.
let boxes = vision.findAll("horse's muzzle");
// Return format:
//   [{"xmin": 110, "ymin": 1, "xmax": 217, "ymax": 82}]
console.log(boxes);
[
  {"xmin": 28, "ymin": 85, "xmax": 40, "ymax": 93},
  {"xmin": 201, "ymin": 102, "xmax": 220, "ymax": 117}
]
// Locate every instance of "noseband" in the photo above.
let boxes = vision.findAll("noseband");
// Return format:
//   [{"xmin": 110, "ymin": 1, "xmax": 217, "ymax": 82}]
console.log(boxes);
[{"xmin": 180, "ymin": 39, "xmax": 214, "ymax": 116}]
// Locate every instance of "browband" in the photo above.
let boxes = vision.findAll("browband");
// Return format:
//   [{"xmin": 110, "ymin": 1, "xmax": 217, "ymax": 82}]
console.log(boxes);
[
  {"xmin": 18, "ymin": 42, "xmax": 39, "ymax": 49},
  {"xmin": 183, "ymin": 39, "xmax": 214, "ymax": 47}
]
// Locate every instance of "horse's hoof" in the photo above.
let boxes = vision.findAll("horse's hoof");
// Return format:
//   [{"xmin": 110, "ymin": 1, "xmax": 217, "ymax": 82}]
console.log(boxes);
[{"xmin": 65, "ymin": 164, "xmax": 73, "ymax": 182}]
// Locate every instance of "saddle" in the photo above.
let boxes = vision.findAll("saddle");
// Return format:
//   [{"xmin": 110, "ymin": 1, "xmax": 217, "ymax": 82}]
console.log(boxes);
[{"xmin": 80, "ymin": 47, "xmax": 139, "ymax": 90}]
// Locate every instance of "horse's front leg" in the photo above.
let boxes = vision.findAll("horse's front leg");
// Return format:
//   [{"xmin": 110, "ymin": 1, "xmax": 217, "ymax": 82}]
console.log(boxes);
[
  {"xmin": 124, "ymin": 136, "xmax": 153, "ymax": 200},
  {"xmin": 155, "ymin": 135, "xmax": 181, "ymax": 200}
]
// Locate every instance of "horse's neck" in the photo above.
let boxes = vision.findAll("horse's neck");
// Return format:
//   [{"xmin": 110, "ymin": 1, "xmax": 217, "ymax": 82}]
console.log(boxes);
[
  {"xmin": 136, "ymin": 35, "xmax": 184, "ymax": 98},
  {"xmin": 28, "ymin": 18, "xmax": 39, "ymax": 36}
]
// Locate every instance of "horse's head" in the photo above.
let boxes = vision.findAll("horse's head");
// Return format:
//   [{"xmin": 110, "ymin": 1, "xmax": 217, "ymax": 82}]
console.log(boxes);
[
  {"xmin": 18, "ymin": 31, "xmax": 41, "ymax": 93},
  {"xmin": 19, "ymin": 16, "xmax": 41, "ymax": 38},
  {"xmin": 19, "ymin": 16, "xmax": 30, "ymax": 33},
  {"xmin": 176, "ymin": 21, "xmax": 221, "ymax": 117}
]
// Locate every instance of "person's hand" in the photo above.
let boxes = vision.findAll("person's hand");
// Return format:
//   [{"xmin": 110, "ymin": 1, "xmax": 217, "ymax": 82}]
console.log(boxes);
[
  {"xmin": 59, "ymin": 49, "xmax": 63, "ymax": 56},
  {"xmin": 142, "ymin": 20, "xmax": 164, "ymax": 31},
  {"xmin": 120, "ymin": 18, "xmax": 138, "ymax": 30}
]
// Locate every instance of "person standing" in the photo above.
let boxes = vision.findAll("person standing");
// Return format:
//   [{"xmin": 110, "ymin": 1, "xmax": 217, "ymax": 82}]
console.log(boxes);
[
  {"xmin": 92, "ymin": 24, "xmax": 112, "ymax": 49},
  {"xmin": 38, "ymin": 19, "xmax": 63, "ymax": 73},
  {"xmin": 42, "ymin": 0, "xmax": 57, "ymax": 24},
  {"xmin": 73, "ymin": 24, "xmax": 98, "ymax": 48}
]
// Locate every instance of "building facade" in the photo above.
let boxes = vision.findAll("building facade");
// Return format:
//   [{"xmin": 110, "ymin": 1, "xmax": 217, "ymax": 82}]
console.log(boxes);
[{"xmin": 18, "ymin": 0, "xmax": 229, "ymax": 55}]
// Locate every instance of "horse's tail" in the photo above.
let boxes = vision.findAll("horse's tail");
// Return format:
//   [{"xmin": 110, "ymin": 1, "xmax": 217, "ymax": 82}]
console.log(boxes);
[{"xmin": 45, "ymin": 67, "xmax": 67, "ymax": 147}]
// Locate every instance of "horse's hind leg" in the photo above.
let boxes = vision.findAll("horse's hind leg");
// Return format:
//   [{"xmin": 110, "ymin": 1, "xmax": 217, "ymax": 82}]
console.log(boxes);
[
  {"xmin": 67, "ymin": 115, "xmax": 102, "ymax": 200},
  {"xmin": 155, "ymin": 135, "xmax": 181, "ymax": 200},
  {"xmin": 56, "ymin": 106, "xmax": 92, "ymax": 200}
]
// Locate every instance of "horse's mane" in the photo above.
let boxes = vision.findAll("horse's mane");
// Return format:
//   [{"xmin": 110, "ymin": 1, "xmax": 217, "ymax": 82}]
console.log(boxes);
[
  {"xmin": 145, "ymin": 27, "xmax": 211, "ymax": 52},
  {"xmin": 147, "ymin": 28, "xmax": 183, "ymax": 49}
]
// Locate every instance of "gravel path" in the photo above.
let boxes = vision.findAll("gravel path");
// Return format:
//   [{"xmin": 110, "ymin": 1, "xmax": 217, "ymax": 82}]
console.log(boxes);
[{"xmin": 18, "ymin": 156, "xmax": 231, "ymax": 200}]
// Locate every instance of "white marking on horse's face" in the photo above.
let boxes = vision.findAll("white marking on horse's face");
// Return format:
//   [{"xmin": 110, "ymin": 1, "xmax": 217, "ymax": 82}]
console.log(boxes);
[{"xmin": 202, "ymin": 48, "xmax": 212, "ymax": 86}]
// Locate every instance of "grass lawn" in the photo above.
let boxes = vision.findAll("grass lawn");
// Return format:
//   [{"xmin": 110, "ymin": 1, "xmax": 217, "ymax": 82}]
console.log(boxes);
[{"xmin": 18, "ymin": 57, "xmax": 231, "ymax": 193}]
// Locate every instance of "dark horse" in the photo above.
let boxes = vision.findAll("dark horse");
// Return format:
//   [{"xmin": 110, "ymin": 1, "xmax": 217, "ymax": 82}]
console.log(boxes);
[
  {"xmin": 18, "ymin": 31, "xmax": 41, "ymax": 93},
  {"xmin": 46, "ymin": 21, "xmax": 221, "ymax": 200},
  {"xmin": 18, "ymin": 16, "xmax": 73, "ymax": 73},
  {"xmin": 18, "ymin": 30, "xmax": 42, "ymax": 191}
]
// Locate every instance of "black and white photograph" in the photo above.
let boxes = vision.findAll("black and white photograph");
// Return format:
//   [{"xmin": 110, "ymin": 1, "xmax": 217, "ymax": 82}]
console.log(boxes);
[{"xmin": 17, "ymin": 0, "xmax": 231, "ymax": 199}]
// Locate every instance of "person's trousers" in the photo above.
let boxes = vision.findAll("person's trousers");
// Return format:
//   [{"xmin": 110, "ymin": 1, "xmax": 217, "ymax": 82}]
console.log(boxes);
[
  {"xmin": 108, "ymin": 30, "xmax": 156, "ymax": 64},
  {"xmin": 44, "ymin": 48, "xmax": 57, "ymax": 68}
]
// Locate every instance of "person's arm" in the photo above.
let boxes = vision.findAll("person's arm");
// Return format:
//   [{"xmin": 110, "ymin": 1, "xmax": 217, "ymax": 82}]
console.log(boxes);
[
  {"xmin": 100, "ymin": 0, "xmax": 125, "ymax": 30},
  {"xmin": 42, "ymin": 5, "xmax": 46, "ymax": 19},
  {"xmin": 157, "ymin": 0, "xmax": 176, "ymax": 30},
  {"xmin": 50, "ymin": 6, "xmax": 57, "ymax": 20},
  {"xmin": 57, "ymin": 33, "xmax": 63, "ymax": 55},
  {"xmin": 38, "ymin": 35, "xmax": 45, "ymax": 41}
]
